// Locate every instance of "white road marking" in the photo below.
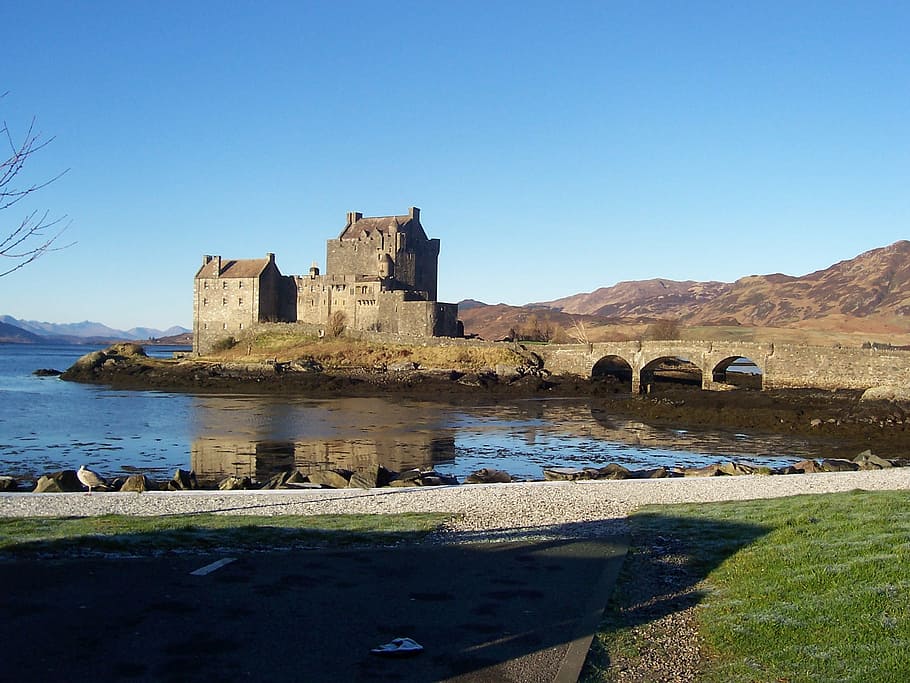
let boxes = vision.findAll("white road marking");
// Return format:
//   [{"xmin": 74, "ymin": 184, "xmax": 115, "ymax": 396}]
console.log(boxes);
[{"xmin": 190, "ymin": 557, "xmax": 237, "ymax": 576}]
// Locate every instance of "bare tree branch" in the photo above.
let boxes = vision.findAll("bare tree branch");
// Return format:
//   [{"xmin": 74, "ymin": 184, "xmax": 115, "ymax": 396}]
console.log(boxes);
[
  {"xmin": 567, "ymin": 315, "xmax": 590, "ymax": 345},
  {"xmin": 1, "ymin": 95, "xmax": 72, "ymax": 277}
]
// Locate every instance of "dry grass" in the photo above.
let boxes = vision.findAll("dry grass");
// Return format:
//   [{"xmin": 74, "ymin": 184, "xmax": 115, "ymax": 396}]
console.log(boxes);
[
  {"xmin": 683, "ymin": 325, "xmax": 910, "ymax": 347},
  {"xmin": 210, "ymin": 328, "xmax": 526, "ymax": 371}
]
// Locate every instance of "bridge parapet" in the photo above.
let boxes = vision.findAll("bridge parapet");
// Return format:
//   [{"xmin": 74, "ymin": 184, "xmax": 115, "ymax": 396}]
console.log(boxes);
[{"xmin": 537, "ymin": 340, "xmax": 910, "ymax": 393}]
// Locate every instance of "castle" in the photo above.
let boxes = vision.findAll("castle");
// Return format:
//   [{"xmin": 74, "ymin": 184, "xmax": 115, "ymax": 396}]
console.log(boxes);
[{"xmin": 193, "ymin": 207, "xmax": 461, "ymax": 354}]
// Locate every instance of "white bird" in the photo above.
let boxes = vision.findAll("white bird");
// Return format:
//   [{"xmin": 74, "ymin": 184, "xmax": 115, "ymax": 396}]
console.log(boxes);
[{"xmin": 77, "ymin": 465, "xmax": 108, "ymax": 494}]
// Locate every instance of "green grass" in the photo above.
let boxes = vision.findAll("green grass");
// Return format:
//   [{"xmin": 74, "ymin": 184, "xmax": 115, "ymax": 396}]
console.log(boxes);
[
  {"xmin": 586, "ymin": 491, "xmax": 910, "ymax": 682},
  {"xmin": 0, "ymin": 512, "xmax": 453, "ymax": 557}
]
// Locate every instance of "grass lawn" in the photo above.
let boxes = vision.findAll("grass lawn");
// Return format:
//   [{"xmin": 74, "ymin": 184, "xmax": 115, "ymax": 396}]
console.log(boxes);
[
  {"xmin": 584, "ymin": 490, "xmax": 910, "ymax": 682},
  {"xmin": 0, "ymin": 512, "xmax": 453, "ymax": 557}
]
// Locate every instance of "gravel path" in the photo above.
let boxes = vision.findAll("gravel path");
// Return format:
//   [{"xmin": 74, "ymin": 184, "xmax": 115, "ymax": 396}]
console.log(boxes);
[{"xmin": 3, "ymin": 469, "xmax": 909, "ymax": 540}]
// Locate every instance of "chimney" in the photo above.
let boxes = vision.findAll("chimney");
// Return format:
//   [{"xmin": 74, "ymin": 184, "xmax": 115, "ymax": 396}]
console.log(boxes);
[
  {"xmin": 347, "ymin": 211, "xmax": 363, "ymax": 225},
  {"xmin": 203, "ymin": 255, "xmax": 213, "ymax": 266},
  {"xmin": 266, "ymin": 252, "xmax": 275, "ymax": 263},
  {"xmin": 408, "ymin": 206, "xmax": 420, "ymax": 221}
]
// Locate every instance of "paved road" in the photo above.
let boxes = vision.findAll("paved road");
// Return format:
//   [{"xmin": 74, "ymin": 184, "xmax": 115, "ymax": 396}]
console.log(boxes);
[{"xmin": 2, "ymin": 538, "xmax": 626, "ymax": 682}]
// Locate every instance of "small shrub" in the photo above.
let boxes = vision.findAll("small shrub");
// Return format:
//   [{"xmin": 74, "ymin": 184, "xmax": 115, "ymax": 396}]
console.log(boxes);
[
  {"xmin": 643, "ymin": 319, "xmax": 681, "ymax": 341},
  {"xmin": 211, "ymin": 336, "xmax": 237, "ymax": 352},
  {"xmin": 327, "ymin": 311, "xmax": 347, "ymax": 338}
]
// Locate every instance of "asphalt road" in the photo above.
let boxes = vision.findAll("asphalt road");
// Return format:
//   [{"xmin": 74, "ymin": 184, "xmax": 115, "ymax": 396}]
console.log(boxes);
[{"xmin": 1, "ymin": 538, "xmax": 627, "ymax": 682}]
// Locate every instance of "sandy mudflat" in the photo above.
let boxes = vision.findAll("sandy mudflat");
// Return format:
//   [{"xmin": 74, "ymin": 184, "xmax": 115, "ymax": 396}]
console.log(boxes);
[{"xmin": 2, "ymin": 469, "xmax": 909, "ymax": 541}]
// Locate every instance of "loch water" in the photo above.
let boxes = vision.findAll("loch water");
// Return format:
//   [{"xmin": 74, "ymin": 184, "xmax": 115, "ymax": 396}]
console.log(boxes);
[{"xmin": 0, "ymin": 343, "xmax": 820, "ymax": 485}]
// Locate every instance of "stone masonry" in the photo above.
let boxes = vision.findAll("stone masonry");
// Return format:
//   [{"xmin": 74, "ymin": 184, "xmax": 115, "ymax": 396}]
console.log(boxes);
[
  {"xmin": 194, "ymin": 207, "xmax": 460, "ymax": 354},
  {"xmin": 539, "ymin": 340, "xmax": 910, "ymax": 393}
]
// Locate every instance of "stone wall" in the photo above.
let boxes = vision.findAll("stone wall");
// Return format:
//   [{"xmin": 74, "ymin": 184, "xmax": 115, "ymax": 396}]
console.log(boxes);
[
  {"xmin": 325, "ymin": 231, "xmax": 440, "ymax": 301},
  {"xmin": 193, "ymin": 263, "xmax": 290, "ymax": 355},
  {"xmin": 763, "ymin": 345, "xmax": 910, "ymax": 390},
  {"xmin": 193, "ymin": 276, "xmax": 262, "ymax": 355},
  {"xmin": 327, "ymin": 233, "xmax": 388, "ymax": 283},
  {"xmin": 539, "ymin": 340, "xmax": 910, "ymax": 393}
]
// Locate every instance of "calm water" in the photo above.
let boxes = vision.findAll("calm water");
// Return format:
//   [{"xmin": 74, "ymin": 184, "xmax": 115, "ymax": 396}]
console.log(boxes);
[{"xmin": 0, "ymin": 343, "xmax": 818, "ymax": 485}]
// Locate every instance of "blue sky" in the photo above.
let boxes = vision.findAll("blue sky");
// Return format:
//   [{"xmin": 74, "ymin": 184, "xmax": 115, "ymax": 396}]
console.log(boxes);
[{"xmin": 2, "ymin": 1, "xmax": 907, "ymax": 330}]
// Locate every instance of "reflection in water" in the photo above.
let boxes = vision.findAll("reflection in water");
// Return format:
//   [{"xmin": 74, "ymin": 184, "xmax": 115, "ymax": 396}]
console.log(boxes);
[
  {"xmin": 191, "ymin": 435, "xmax": 456, "ymax": 484},
  {"xmin": 188, "ymin": 395, "xmax": 822, "ymax": 483},
  {"xmin": 2, "ymin": 345, "xmax": 829, "ymax": 484},
  {"xmin": 189, "ymin": 396, "xmax": 457, "ymax": 484}
]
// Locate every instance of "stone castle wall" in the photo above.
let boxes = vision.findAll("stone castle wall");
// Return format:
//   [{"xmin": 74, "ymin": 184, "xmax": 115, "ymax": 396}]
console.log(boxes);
[
  {"xmin": 193, "ymin": 263, "xmax": 288, "ymax": 355},
  {"xmin": 194, "ymin": 207, "xmax": 459, "ymax": 354}
]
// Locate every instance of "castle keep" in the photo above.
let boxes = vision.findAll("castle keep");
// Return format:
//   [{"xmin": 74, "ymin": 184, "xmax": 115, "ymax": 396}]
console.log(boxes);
[{"xmin": 193, "ymin": 207, "xmax": 460, "ymax": 354}]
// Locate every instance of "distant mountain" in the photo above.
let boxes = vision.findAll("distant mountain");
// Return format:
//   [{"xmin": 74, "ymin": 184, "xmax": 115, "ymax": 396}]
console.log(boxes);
[
  {"xmin": 127, "ymin": 326, "xmax": 190, "ymax": 339},
  {"xmin": 685, "ymin": 240, "xmax": 910, "ymax": 329},
  {"xmin": 0, "ymin": 316, "xmax": 191, "ymax": 343},
  {"xmin": 539, "ymin": 279, "xmax": 730, "ymax": 319},
  {"xmin": 0, "ymin": 320, "xmax": 45, "ymax": 343},
  {"xmin": 460, "ymin": 241, "xmax": 910, "ymax": 340},
  {"xmin": 456, "ymin": 299, "xmax": 488, "ymax": 311}
]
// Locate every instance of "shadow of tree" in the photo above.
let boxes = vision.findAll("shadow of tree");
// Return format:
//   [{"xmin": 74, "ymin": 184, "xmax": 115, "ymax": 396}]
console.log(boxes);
[
  {"xmin": 581, "ymin": 512, "xmax": 771, "ymax": 680},
  {"xmin": 0, "ymin": 514, "xmax": 768, "ymax": 682}
]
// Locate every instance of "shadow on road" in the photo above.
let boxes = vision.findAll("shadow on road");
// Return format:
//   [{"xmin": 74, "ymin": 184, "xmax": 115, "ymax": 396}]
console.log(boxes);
[{"xmin": 0, "ymin": 515, "xmax": 766, "ymax": 682}]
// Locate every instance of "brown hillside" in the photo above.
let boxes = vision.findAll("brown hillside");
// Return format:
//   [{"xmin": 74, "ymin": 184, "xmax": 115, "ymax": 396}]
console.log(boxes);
[
  {"xmin": 462, "ymin": 241, "xmax": 910, "ymax": 340},
  {"xmin": 540, "ymin": 279, "xmax": 730, "ymax": 318},
  {"xmin": 686, "ymin": 240, "xmax": 910, "ymax": 329}
]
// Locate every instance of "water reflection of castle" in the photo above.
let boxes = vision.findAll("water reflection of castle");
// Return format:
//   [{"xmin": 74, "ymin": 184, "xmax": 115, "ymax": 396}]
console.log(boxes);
[{"xmin": 191, "ymin": 434, "xmax": 456, "ymax": 484}]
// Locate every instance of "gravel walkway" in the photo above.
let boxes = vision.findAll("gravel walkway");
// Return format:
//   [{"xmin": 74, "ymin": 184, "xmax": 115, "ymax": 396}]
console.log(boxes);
[{"xmin": 3, "ymin": 469, "xmax": 909, "ymax": 541}]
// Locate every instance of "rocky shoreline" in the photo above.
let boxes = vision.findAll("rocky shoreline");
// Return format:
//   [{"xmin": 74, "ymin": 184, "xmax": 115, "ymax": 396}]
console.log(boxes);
[
  {"xmin": 56, "ymin": 343, "xmax": 910, "ymax": 459},
  {"xmin": 4, "ymin": 446, "xmax": 906, "ymax": 496}
]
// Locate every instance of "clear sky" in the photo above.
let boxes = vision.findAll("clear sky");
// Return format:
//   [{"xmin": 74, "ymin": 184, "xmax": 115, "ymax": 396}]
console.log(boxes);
[{"xmin": 2, "ymin": 0, "xmax": 907, "ymax": 330}]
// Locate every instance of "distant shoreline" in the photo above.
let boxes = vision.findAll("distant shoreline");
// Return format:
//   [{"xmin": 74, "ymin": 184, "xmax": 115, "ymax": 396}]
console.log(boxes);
[{"xmin": 0, "ymin": 335, "xmax": 191, "ymax": 347}]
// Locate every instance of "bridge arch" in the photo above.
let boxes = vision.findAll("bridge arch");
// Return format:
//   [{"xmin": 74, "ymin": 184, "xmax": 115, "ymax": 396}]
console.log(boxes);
[
  {"xmin": 591, "ymin": 354, "xmax": 634, "ymax": 391},
  {"xmin": 712, "ymin": 355, "xmax": 764, "ymax": 390},
  {"xmin": 639, "ymin": 355, "xmax": 703, "ymax": 393}
]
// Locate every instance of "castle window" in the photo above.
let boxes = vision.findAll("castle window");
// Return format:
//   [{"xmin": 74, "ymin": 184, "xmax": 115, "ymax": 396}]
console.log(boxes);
[
  {"xmin": 204, "ymin": 282, "xmax": 209, "ymax": 289},
  {"xmin": 238, "ymin": 298, "xmax": 243, "ymax": 305},
  {"xmin": 222, "ymin": 298, "xmax": 227, "ymax": 305},
  {"xmin": 238, "ymin": 281, "xmax": 243, "ymax": 288},
  {"xmin": 239, "ymin": 323, "xmax": 243, "ymax": 329},
  {"xmin": 203, "ymin": 323, "xmax": 208, "ymax": 330},
  {"xmin": 222, "ymin": 281, "xmax": 227, "ymax": 289},
  {"xmin": 222, "ymin": 323, "xmax": 227, "ymax": 330},
  {"xmin": 202, "ymin": 298, "xmax": 207, "ymax": 306}
]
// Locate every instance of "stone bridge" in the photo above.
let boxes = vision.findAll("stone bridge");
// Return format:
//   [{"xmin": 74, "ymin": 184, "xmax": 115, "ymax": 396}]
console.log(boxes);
[{"xmin": 537, "ymin": 341, "xmax": 910, "ymax": 393}]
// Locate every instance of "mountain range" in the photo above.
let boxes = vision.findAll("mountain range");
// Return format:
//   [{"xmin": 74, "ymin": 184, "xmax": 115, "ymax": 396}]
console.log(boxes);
[
  {"xmin": 0, "ymin": 315, "xmax": 190, "ymax": 345},
  {"xmin": 459, "ymin": 240, "xmax": 910, "ymax": 341},
  {"xmin": 6, "ymin": 241, "xmax": 907, "ymax": 346}
]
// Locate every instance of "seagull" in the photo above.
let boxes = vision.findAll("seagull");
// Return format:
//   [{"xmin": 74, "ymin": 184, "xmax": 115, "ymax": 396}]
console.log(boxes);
[{"xmin": 77, "ymin": 465, "xmax": 108, "ymax": 494}]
